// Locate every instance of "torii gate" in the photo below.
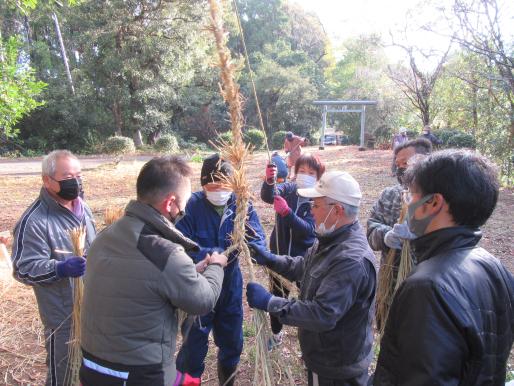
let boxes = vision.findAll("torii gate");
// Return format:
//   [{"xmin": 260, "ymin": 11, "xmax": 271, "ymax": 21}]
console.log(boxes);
[{"xmin": 313, "ymin": 100, "xmax": 377, "ymax": 149}]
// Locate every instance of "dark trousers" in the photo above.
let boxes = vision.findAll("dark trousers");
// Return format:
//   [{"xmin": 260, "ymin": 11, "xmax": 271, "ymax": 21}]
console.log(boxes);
[
  {"xmin": 79, "ymin": 350, "xmax": 173, "ymax": 386},
  {"xmin": 44, "ymin": 319, "xmax": 71, "ymax": 386},
  {"xmin": 176, "ymin": 270, "xmax": 243, "ymax": 378},
  {"xmin": 307, "ymin": 370, "xmax": 369, "ymax": 386}
]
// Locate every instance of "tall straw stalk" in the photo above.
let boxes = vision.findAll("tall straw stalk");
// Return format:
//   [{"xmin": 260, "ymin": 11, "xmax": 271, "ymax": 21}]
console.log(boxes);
[
  {"xmin": 207, "ymin": 1, "xmax": 274, "ymax": 384},
  {"xmin": 375, "ymin": 203, "xmax": 413, "ymax": 338},
  {"xmin": 65, "ymin": 226, "xmax": 86, "ymax": 385}
]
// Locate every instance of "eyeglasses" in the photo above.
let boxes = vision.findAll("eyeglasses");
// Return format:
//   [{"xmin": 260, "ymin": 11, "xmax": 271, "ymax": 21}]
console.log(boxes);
[
  {"xmin": 403, "ymin": 190, "xmax": 422, "ymax": 204},
  {"xmin": 309, "ymin": 202, "xmax": 337, "ymax": 210}
]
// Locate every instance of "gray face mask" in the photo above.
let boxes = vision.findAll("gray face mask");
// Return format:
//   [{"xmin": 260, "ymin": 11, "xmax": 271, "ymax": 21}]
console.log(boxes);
[{"xmin": 407, "ymin": 194, "xmax": 440, "ymax": 237}]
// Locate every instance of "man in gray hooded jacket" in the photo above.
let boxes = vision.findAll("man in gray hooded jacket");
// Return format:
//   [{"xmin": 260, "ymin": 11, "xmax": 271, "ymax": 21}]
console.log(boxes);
[
  {"xmin": 11, "ymin": 150, "xmax": 96, "ymax": 386},
  {"xmin": 80, "ymin": 156, "xmax": 227, "ymax": 386}
]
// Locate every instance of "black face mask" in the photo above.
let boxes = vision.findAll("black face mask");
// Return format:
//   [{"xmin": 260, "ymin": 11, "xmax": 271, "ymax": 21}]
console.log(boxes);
[
  {"xmin": 396, "ymin": 167, "xmax": 406, "ymax": 185},
  {"xmin": 55, "ymin": 177, "xmax": 82, "ymax": 201}
]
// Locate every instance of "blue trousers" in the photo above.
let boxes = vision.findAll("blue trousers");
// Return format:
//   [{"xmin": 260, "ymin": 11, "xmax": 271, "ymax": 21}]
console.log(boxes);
[{"xmin": 176, "ymin": 267, "xmax": 243, "ymax": 378}]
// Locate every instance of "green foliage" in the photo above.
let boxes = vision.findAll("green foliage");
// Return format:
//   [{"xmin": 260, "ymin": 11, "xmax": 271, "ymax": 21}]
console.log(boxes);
[
  {"xmin": 218, "ymin": 131, "xmax": 233, "ymax": 144},
  {"xmin": 244, "ymin": 128, "xmax": 266, "ymax": 149},
  {"xmin": 0, "ymin": 35, "xmax": 46, "ymax": 139},
  {"xmin": 154, "ymin": 134, "xmax": 179, "ymax": 153},
  {"xmin": 447, "ymin": 133, "xmax": 477, "ymax": 149},
  {"xmin": 271, "ymin": 130, "xmax": 287, "ymax": 149},
  {"xmin": 434, "ymin": 129, "xmax": 461, "ymax": 145},
  {"xmin": 189, "ymin": 153, "xmax": 204, "ymax": 163},
  {"xmin": 103, "ymin": 136, "xmax": 135, "ymax": 155},
  {"xmin": 242, "ymin": 321, "xmax": 256, "ymax": 338},
  {"xmin": 179, "ymin": 137, "xmax": 210, "ymax": 152}
]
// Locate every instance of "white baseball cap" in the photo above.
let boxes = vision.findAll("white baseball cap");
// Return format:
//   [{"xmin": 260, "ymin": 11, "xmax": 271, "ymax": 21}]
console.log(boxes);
[
  {"xmin": 399, "ymin": 127, "xmax": 407, "ymax": 134},
  {"xmin": 298, "ymin": 171, "xmax": 362, "ymax": 207}
]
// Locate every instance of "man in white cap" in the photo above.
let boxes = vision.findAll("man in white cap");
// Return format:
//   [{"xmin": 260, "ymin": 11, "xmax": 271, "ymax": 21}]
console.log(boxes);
[{"xmin": 246, "ymin": 171, "xmax": 377, "ymax": 386}]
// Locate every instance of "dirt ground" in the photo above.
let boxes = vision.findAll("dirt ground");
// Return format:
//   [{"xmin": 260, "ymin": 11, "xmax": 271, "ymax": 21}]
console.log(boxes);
[{"xmin": 0, "ymin": 146, "xmax": 512, "ymax": 385}]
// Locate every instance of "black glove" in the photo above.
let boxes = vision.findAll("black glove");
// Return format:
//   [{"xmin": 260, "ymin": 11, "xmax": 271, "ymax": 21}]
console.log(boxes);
[{"xmin": 248, "ymin": 242, "xmax": 277, "ymax": 266}]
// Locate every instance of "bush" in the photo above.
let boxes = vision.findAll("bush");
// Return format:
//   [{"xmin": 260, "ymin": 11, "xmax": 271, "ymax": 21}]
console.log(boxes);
[
  {"xmin": 103, "ymin": 136, "xmax": 135, "ymax": 155},
  {"xmin": 435, "ymin": 129, "xmax": 460, "ymax": 146},
  {"xmin": 244, "ymin": 128, "xmax": 266, "ymax": 150},
  {"xmin": 154, "ymin": 134, "xmax": 179, "ymax": 153},
  {"xmin": 271, "ymin": 131, "xmax": 287, "ymax": 150},
  {"xmin": 218, "ymin": 131, "xmax": 233, "ymax": 144},
  {"xmin": 447, "ymin": 133, "xmax": 477, "ymax": 149},
  {"xmin": 179, "ymin": 136, "xmax": 210, "ymax": 152}
]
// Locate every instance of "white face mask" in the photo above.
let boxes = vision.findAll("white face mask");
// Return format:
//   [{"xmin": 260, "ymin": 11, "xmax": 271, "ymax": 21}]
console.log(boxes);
[
  {"xmin": 315, "ymin": 205, "xmax": 336, "ymax": 236},
  {"xmin": 296, "ymin": 174, "xmax": 317, "ymax": 189},
  {"xmin": 206, "ymin": 190, "xmax": 232, "ymax": 206}
]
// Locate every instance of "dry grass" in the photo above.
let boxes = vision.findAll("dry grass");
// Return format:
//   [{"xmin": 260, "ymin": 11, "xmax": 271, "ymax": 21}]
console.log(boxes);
[
  {"xmin": 0, "ymin": 146, "xmax": 512, "ymax": 384},
  {"xmin": 65, "ymin": 226, "xmax": 86, "ymax": 385},
  {"xmin": 375, "ymin": 203, "xmax": 408, "ymax": 337}
]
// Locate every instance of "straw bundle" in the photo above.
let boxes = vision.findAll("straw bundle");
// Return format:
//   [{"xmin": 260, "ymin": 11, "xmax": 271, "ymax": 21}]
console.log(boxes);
[
  {"xmin": 65, "ymin": 226, "xmax": 86, "ymax": 385},
  {"xmin": 207, "ymin": 1, "xmax": 274, "ymax": 384},
  {"xmin": 103, "ymin": 206, "xmax": 124, "ymax": 227},
  {"xmin": 0, "ymin": 231, "xmax": 11, "ymax": 270},
  {"xmin": 375, "ymin": 204, "xmax": 412, "ymax": 338}
]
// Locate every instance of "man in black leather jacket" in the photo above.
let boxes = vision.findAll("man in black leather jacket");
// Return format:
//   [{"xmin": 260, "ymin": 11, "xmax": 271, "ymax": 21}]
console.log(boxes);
[{"xmin": 374, "ymin": 149, "xmax": 514, "ymax": 385}]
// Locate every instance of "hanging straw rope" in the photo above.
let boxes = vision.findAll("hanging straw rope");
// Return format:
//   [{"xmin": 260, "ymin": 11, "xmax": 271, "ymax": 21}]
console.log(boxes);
[
  {"xmin": 65, "ymin": 226, "xmax": 86, "ymax": 385},
  {"xmin": 207, "ymin": 1, "xmax": 275, "ymax": 384},
  {"xmin": 229, "ymin": 0, "xmax": 293, "ymax": 304},
  {"xmin": 375, "ymin": 202, "xmax": 413, "ymax": 338}
]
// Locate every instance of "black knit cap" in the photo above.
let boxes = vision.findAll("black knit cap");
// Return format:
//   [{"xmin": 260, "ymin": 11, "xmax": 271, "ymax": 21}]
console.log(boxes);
[{"xmin": 201, "ymin": 153, "xmax": 233, "ymax": 186}]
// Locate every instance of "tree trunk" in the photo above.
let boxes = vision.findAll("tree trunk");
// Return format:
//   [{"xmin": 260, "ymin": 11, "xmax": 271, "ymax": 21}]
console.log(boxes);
[
  {"xmin": 133, "ymin": 130, "xmax": 144, "ymax": 148},
  {"xmin": 112, "ymin": 100, "xmax": 123, "ymax": 136},
  {"xmin": 148, "ymin": 128, "xmax": 162, "ymax": 145},
  {"xmin": 471, "ymin": 83, "xmax": 478, "ymax": 137},
  {"xmin": 52, "ymin": 12, "xmax": 75, "ymax": 95}
]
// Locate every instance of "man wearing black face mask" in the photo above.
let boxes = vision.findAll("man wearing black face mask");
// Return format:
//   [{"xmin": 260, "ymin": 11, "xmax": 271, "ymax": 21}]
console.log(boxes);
[
  {"xmin": 367, "ymin": 139, "xmax": 431, "ymax": 294},
  {"xmin": 11, "ymin": 150, "xmax": 96, "ymax": 386},
  {"xmin": 374, "ymin": 149, "xmax": 514, "ymax": 385}
]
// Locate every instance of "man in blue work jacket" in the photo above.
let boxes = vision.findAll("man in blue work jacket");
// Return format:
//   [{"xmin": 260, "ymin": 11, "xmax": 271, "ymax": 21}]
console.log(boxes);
[{"xmin": 175, "ymin": 153, "xmax": 266, "ymax": 386}]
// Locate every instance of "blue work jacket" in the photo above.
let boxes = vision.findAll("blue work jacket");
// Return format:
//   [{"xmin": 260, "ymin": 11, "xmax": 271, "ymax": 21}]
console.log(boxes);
[
  {"xmin": 176, "ymin": 191, "xmax": 266, "ymax": 276},
  {"xmin": 260, "ymin": 181, "xmax": 316, "ymax": 257}
]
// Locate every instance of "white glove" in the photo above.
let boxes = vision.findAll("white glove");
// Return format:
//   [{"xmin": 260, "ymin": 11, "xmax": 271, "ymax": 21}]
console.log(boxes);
[{"xmin": 384, "ymin": 222, "xmax": 416, "ymax": 250}]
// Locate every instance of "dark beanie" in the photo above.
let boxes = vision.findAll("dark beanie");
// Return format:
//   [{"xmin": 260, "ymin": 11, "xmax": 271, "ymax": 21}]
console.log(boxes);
[{"xmin": 201, "ymin": 153, "xmax": 233, "ymax": 186}]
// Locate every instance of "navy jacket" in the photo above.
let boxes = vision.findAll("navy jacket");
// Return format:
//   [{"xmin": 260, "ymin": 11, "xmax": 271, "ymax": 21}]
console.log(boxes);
[
  {"xmin": 261, "ymin": 181, "xmax": 315, "ymax": 257},
  {"xmin": 375, "ymin": 227, "xmax": 514, "ymax": 385},
  {"xmin": 176, "ymin": 191, "xmax": 266, "ymax": 278},
  {"xmin": 267, "ymin": 222, "xmax": 377, "ymax": 379}
]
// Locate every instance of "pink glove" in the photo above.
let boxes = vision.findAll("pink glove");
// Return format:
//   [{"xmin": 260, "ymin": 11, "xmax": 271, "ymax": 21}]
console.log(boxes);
[
  {"xmin": 274, "ymin": 196, "xmax": 291, "ymax": 217},
  {"xmin": 265, "ymin": 164, "xmax": 277, "ymax": 184}
]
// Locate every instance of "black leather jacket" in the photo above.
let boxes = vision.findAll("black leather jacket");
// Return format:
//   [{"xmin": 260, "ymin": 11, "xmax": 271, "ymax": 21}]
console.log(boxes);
[{"xmin": 374, "ymin": 227, "xmax": 514, "ymax": 385}]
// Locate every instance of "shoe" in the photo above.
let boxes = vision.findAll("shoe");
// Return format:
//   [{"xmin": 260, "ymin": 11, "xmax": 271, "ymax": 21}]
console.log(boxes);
[{"xmin": 267, "ymin": 332, "xmax": 283, "ymax": 351}]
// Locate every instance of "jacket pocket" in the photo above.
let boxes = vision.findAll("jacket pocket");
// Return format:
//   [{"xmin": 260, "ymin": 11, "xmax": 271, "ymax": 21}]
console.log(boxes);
[{"xmin": 301, "ymin": 268, "xmax": 323, "ymax": 300}]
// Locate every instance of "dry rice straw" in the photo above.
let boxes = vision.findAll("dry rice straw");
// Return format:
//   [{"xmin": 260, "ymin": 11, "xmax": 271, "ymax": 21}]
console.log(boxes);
[
  {"xmin": 375, "ymin": 203, "xmax": 412, "ymax": 338},
  {"xmin": 207, "ymin": 1, "xmax": 275, "ymax": 383},
  {"xmin": 103, "ymin": 206, "xmax": 125, "ymax": 227},
  {"xmin": 65, "ymin": 226, "xmax": 86, "ymax": 385}
]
